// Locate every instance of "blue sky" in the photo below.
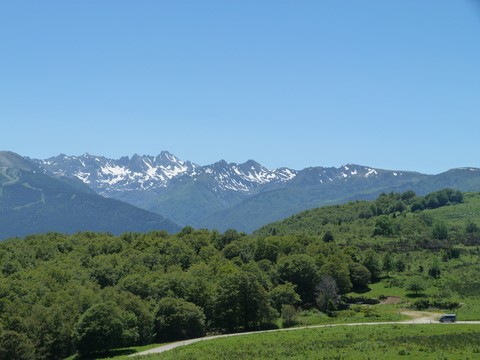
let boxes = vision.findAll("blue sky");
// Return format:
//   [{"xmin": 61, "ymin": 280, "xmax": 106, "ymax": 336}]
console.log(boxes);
[{"xmin": 1, "ymin": 1, "xmax": 479, "ymax": 174}]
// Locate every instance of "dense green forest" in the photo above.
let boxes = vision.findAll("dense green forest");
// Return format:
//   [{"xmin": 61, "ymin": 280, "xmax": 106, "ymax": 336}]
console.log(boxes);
[{"xmin": 0, "ymin": 189, "xmax": 479, "ymax": 359}]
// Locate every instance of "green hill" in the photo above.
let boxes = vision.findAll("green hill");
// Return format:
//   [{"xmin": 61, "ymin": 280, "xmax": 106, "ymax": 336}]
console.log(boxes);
[{"xmin": 254, "ymin": 189, "xmax": 475, "ymax": 248}]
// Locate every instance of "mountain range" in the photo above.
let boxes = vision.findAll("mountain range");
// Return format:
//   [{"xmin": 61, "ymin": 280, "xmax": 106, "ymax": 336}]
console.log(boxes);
[
  {"xmin": 0, "ymin": 151, "xmax": 179, "ymax": 239},
  {"xmin": 31, "ymin": 151, "xmax": 480, "ymax": 233}
]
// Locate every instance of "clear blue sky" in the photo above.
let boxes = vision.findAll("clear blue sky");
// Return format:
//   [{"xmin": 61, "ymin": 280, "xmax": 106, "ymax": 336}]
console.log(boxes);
[{"xmin": 1, "ymin": 1, "xmax": 479, "ymax": 174}]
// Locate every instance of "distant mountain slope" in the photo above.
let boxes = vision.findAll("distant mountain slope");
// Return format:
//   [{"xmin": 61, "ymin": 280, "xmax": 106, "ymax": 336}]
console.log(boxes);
[
  {"xmin": 253, "ymin": 188, "xmax": 469, "ymax": 239},
  {"xmin": 199, "ymin": 166, "xmax": 428, "ymax": 232},
  {"xmin": 412, "ymin": 168, "xmax": 480, "ymax": 193},
  {"xmin": 210, "ymin": 167, "xmax": 480, "ymax": 233},
  {"xmin": 34, "ymin": 153, "xmax": 296, "ymax": 226},
  {"xmin": 0, "ymin": 152, "xmax": 180, "ymax": 239},
  {"xmin": 31, "ymin": 152, "xmax": 480, "ymax": 233}
]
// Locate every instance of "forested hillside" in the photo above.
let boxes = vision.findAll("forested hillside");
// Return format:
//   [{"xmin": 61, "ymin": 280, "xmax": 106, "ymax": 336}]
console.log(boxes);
[
  {"xmin": 255, "ymin": 188, "xmax": 467, "ymax": 241},
  {"xmin": 0, "ymin": 189, "xmax": 479, "ymax": 359},
  {"xmin": 0, "ymin": 152, "xmax": 180, "ymax": 238}
]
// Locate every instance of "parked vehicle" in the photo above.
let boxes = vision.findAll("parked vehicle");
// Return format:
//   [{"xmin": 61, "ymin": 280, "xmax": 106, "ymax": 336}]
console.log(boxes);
[{"xmin": 439, "ymin": 314, "xmax": 457, "ymax": 323}]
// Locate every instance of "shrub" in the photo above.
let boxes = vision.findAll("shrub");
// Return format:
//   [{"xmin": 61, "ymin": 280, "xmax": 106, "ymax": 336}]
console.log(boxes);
[
  {"xmin": 342, "ymin": 295, "xmax": 380, "ymax": 305},
  {"xmin": 405, "ymin": 277, "xmax": 426, "ymax": 296},
  {"xmin": 281, "ymin": 305, "xmax": 299, "ymax": 327},
  {"xmin": 411, "ymin": 298, "xmax": 460, "ymax": 310}
]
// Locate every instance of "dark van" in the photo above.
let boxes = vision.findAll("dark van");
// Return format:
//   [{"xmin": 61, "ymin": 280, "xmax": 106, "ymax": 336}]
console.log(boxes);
[{"xmin": 439, "ymin": 314, "xmax": 457, "ymax": 323}]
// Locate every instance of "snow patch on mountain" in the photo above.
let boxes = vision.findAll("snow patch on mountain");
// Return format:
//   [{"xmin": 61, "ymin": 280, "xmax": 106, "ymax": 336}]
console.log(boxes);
[
  {"xmin": 36, "ymin": 152, "xmax": 300, "ymax": 195},
  {"xmin": 35, "ymin": 152, "xmax": 407, "ymax": 199},
  {"xmin": 74, "ymin": 171, "xmax": 91, "ymax": 184}
]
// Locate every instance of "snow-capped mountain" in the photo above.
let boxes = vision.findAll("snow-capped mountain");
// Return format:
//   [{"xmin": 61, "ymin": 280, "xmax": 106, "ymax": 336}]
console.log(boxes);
[
  {"xmin": 288, "ymin": 163, "xmax": 410, "ymax": 187},
  {"xmin": 36, "ymin": 152, "xmax": 198, "ymax": 193},
  {"xmin": 199, "ymin": 159, "xmax": 296, "ymax": 194},
  {"xmin": 32, "ymin": 151, "xmax": 480, "ymax": 232},
  {"xmin": 35, "ymin": 152, "xmax": 299, "ymax": 196},
  {"xmin": 35, "ymin": 152, "xmax": 414, "ymax": 197}
]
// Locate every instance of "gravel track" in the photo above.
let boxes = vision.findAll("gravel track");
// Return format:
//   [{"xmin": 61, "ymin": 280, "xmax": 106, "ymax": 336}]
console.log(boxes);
[{"xmin": 130, "ymin": 311, "xmax": 480, "ymax": 357}]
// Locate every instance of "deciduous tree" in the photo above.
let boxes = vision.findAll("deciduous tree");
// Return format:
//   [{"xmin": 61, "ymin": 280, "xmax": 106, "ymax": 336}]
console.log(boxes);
[
  {"xmin": 154, "ymin": 297, "xmax": 205, "ymax": 341},
  {"xmin": 74, "ymin": 301, "xmax": 125, "ymax": 356}
]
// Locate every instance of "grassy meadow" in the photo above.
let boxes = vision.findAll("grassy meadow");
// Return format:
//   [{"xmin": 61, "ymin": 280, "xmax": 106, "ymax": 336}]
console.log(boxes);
[{"xmin": 136, "ymin": 324, "xmax": 480, "ymax": 360}]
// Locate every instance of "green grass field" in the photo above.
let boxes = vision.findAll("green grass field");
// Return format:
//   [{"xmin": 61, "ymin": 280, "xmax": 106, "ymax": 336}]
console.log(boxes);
[{"xmin": 134, "ymin": 324, "xmax": 480, "ymax": 360}]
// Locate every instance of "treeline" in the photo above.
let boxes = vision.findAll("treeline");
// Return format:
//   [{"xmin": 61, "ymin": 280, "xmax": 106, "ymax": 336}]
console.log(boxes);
[
  {"xmin": 370, "ymin": 188, "xmax": 463, "ymax": 215},
  {"xmin": 256, "ymin": 189, "xmax": 466, "ymax": 243}
]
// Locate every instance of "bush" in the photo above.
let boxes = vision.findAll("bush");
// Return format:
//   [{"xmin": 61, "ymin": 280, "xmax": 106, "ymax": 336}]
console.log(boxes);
[
  {"xmin": 362, "ymin": 306, "xmax": 380, "ymax": 318},
  {"xmin": 411, "ymin": 298, "xmax": 460, "ymax": 310},
  {"xmin": 405, "ymin": 277, "xmax": 426, "ymax": 296},
  {"xmin": 342, "ymin": 295, "xmax": 380, "ymax": 305},
  {"xmin": 385, "ymin": 277, "xmax": 404, "ymax": 288},
  {"xmin": 281, "ymin": 305, "xmax": 299, "ymax": 327}
]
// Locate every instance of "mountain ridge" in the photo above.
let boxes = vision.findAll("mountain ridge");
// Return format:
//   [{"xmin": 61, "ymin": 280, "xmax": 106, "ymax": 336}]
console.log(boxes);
[
  {"xmin": 31, "ymin": 151, "xmax": 480, "ymax": 232},
  {"xmin": 0, "ymin": 152, "xmax": 180, "ymax": 239},
  {"xmin": 35, "ymin": 152, "xmax": 434, "ymax": 195}
]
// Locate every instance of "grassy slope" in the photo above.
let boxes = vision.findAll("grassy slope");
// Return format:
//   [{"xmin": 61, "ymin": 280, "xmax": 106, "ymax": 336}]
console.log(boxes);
[{"xmin": 138, "ymin": 325, "xmax": 480, "ymax": 360}]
